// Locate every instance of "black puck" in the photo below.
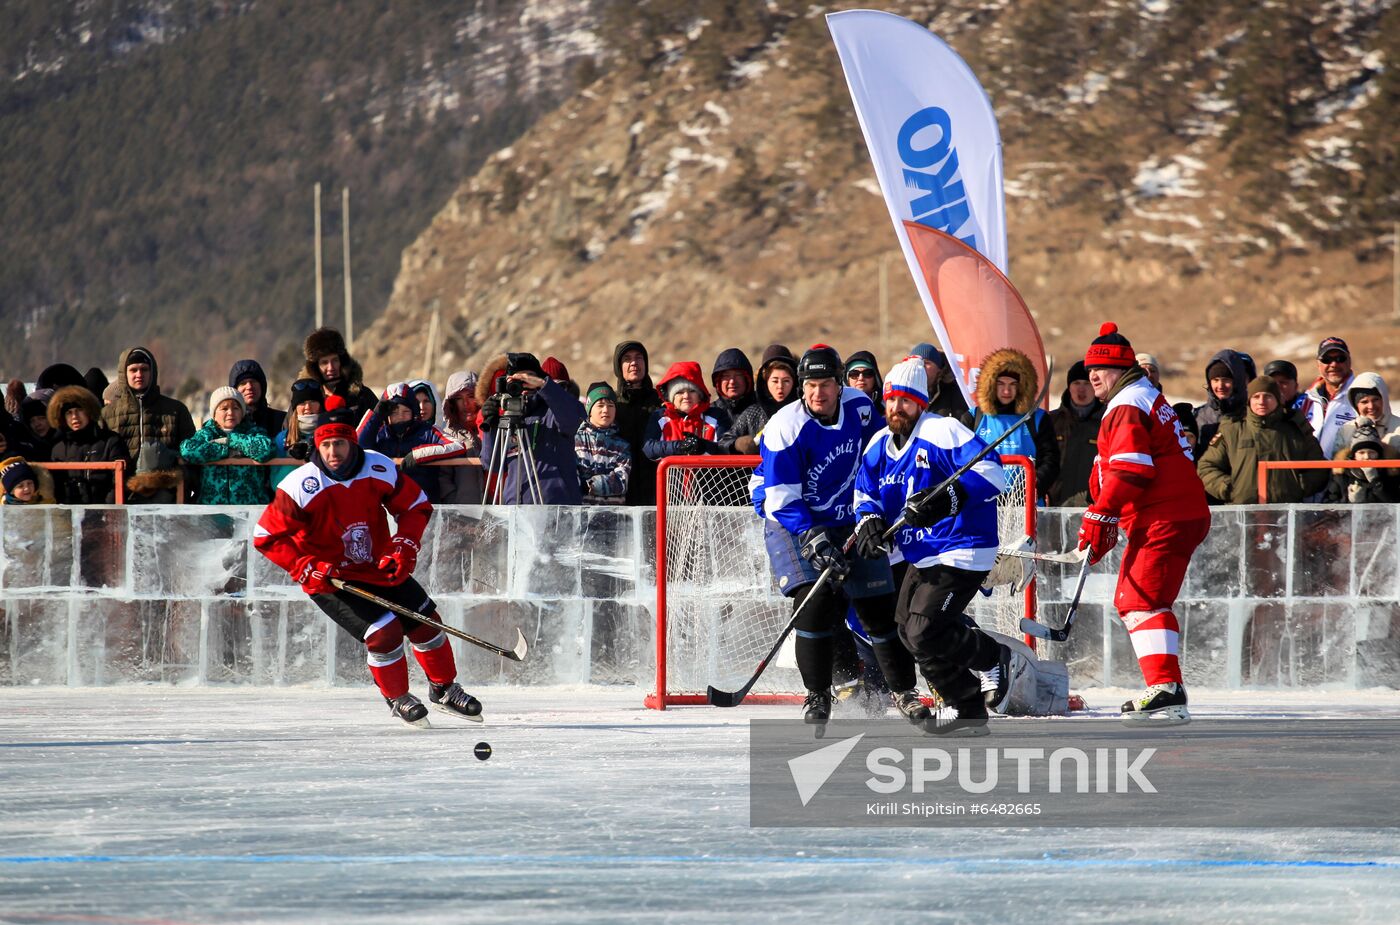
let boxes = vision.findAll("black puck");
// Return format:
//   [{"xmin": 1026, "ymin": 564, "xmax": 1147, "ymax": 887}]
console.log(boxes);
[{"xmin": 473, "ymin": 741, "xmax": 492, "ymax": 761}]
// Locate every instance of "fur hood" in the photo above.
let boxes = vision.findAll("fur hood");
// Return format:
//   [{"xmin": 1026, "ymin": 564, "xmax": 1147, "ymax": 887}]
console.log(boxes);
[
  {"xmin": 47, "ymin": 385, "xmax": 102, "ymax": 431},
  {"xmin": 475, "ymin": 353, "xmax": 510, "ymax": 406},
  {"xmin": 1, "ymin": 455, "xmax": 56, "ymax": 503},
  {"xmin": 126, "ymin": 467, "xmax": 182, "ymax": 496},
  {"xmin": 974, "ymin": 348, "xmax": 1039, "ymax": 416}
]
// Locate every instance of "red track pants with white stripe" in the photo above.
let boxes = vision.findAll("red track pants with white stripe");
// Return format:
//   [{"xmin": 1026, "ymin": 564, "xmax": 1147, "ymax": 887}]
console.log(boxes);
[{"xmin": 1114, "ymin": 515, "xmax": 1210, "ymax": 686}]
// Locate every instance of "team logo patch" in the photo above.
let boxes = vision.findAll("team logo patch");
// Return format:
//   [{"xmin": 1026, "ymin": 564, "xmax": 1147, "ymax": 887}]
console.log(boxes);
[
  {"xmin": 342, "ymin": 523, "xmax": 373, "ymax": 564},
  {"xmin": 372, "ymin": 464, "xmax": 388, "ymax": 473},
  {"xmin": 858, "ymin": 406, "xmax": 872, "ymax": 426},
  {"xmin": 301, "ymin": 477, "xmax": 320, "ymax": 494},
  {"xmin": 915, "ymin": 448, "xmax": 930, "ymax": 468}
]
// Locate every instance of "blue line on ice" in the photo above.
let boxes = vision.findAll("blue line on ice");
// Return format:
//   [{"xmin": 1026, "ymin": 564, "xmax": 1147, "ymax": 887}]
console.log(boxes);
[{"xmin": 3, "ymin": 855, "xmax": 1396, "ymax": 870}]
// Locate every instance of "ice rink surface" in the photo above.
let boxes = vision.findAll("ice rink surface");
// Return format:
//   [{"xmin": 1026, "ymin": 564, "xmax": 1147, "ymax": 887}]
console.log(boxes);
[{"xmin": 3, "ymin": 686, "xmax": 1399, "ymax": 925}]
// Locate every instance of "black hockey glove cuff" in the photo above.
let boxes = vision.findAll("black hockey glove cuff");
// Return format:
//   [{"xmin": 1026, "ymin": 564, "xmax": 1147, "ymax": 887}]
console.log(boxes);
[
  {"xmin": 903, "ymin": 481, "xmax": 969, "ymax": 528},
  {"xmin": 854, "ymin": 515, "xmax": 889, "ymax": 560}
]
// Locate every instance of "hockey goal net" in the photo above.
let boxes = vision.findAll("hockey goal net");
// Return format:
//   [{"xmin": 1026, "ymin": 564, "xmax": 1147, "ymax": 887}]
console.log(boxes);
[{"xmin": 644, "ymin": 454, "xmax": 1037, "ymax": 709}]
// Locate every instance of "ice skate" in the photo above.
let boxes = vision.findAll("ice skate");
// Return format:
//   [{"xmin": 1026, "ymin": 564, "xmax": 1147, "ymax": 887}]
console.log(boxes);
[
  {"xmin": 1120, "ymin": 683, "xmax": 1190, "ymax": 726},
  {"xmin": 921, "ymin": 697, "xmax": 990, "ymax": 737},
  {"xmin": 428, "ymin": 681, "xmax": 484, "ymax": 723},
  {"xmin": 892, "ymin": 689, "xmax": 930, "ymax": 726},
  {"xmin": 979, "ymin": 644, "xmax": 1014, "ymax": 713},
  {"xmin": 386, "ymin": 692, "xmax": 430, "ymax": 728},
  {"xmin": 803, "ymin": 689, "xmax": 833, "ymax": 737}
]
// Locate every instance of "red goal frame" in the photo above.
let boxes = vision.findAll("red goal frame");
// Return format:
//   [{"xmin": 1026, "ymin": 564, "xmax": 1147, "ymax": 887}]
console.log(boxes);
[{"xmin": 644, "ymin": 454, "xmax": 1037, "ymax": 710}]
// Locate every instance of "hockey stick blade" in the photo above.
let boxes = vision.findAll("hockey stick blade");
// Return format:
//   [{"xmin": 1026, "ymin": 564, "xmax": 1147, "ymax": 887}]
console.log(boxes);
[
  {"xmin": 332, "ymin": 580, "xmax": 529, "ymax": 661},
  {"xmin": 706, "ymin": 566, "xmax": 836, "ymax": 707},
  {"xmin": 1019, "ymin": 555, "xmax": 1092, "ymax": 642}
]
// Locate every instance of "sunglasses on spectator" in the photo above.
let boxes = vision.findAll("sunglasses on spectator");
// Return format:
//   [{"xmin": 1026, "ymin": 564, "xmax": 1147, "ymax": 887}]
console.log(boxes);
[
  {"xmin": 848, "ymin": 369, "xmax": 876, "ymax": 378},
  {"xmin": 1321, "ymin": 354, "xmax": 1349, "ymax": 364}
]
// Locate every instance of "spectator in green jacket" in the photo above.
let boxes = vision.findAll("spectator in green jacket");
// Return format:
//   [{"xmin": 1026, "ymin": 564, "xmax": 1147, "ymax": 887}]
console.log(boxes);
[
  {"xmin": 1196, "ymin": 376, "xmax": 1327, "ymax": 504},
  {"xmin": 180, "ymin": 387, "xmax": 275, "ymax": 505}
]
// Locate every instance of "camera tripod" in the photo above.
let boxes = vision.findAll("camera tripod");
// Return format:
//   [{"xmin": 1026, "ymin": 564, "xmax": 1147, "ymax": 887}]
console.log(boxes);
[{"xmin": 484, "ymin": 398, "xmax": 544, "ymax": 504}]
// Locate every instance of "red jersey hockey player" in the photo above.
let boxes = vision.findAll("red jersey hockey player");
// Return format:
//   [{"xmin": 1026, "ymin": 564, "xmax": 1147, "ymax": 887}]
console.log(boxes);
[
  {"xmin": 254, "ymin": 395, "xmax": 482, "ymax": 727},
  {"xmin": 1079, "ymin": 323, "xmax": 1210, "ymax": 726}
]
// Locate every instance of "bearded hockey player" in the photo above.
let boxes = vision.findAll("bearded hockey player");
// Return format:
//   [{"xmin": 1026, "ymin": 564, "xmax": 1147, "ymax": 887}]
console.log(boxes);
[
  {"xmin": 1080, "ymin": 323, "xmax": 1210, "ymax": 726},
  {"xmin": 752, "ymin": 345, "xmax": 926, "ymax": 732},
  {"xmin": 852, "ymin": 358, "xmax": 1023, "ymax": 736},
  {"xmin": 254, "ymin": 395, "xmax": 482, "ymax": 727}
]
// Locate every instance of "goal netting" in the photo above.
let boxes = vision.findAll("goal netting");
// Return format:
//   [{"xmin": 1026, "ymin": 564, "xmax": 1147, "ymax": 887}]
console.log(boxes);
[{"xmin": 644, "ymin": 454, "xmax": 1036, "ymax": 709}]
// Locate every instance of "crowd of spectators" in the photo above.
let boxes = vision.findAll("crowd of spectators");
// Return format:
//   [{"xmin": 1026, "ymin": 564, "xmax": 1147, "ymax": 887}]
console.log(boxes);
[{"xmin": 3, "ymin": 328, "xmax": 1395, "ymax": 509}]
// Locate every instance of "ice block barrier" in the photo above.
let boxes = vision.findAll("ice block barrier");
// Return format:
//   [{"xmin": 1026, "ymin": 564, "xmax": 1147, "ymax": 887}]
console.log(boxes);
[{"xmin": 0, "ymin": 504, "xmax": 1396, "ymax": 690}]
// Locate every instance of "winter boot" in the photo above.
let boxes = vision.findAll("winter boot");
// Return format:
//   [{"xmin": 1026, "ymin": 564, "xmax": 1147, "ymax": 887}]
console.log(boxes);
[
  {"xmin": 387, "ymin": 692, "xmax": 430, "ymax": 728},
  {"xmin": 922, "ymin": 696, "xmax": 990, "ymax": 737},
  {"xmin": 892, "ymin": 689, "xmax": 931, "ymax": 726},
  {"xmin": 429, "ymin": 681, "xmax": 484, "ymax": 722},
  {"xmin": 1121, "ymin": 683, "xmax": 1190, "ymax": 726}
]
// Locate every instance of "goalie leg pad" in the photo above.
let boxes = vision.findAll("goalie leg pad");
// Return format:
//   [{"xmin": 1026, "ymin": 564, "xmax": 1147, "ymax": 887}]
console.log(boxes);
[{"xmin": 985, "ymin": 631, "xmax": 1070, "ymax": 716}]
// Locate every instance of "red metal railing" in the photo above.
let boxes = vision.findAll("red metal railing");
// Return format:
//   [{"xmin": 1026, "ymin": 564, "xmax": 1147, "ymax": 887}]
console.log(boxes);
[
  {"xmin": 25, "ymin": 461, "xmax": 127, "ymax": 505},
  {"xmin": 1256, "ymin": 459, "xmax": 1400, "ymax": 503}
]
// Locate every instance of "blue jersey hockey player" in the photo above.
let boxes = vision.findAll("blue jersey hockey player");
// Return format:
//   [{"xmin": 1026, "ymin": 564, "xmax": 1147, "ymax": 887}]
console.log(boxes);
[
  {"xmin": 752, "ymin": 345, "xmax": 927, "ymax": 731},
  {"xmin": 853, "ymin": 357, "xmax": 1022, "ymax": 736}
]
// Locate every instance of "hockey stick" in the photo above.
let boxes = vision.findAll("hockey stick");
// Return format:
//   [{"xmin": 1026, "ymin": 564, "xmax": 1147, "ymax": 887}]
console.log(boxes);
[
  {"xmin": 706, "ymin": 565, "xmax": 836, "ymax": 708},
  {"xmin": 998, "ymin": 546, "xmax": 1089, "ymax": 565},
  {"xmin": 876, "ymin": 356, "xmax": 1056, "ymax": 546},
  {"xmin": 331, "ymin": 579, "xmax": 529, "ymax": 661},
  {"xmin": 1019, "ymin": 555, "xmax": 1091, "ymax": 642}
]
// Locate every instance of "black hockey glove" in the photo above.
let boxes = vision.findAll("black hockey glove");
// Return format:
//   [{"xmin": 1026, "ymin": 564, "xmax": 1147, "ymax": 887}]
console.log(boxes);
[
  {"xmin": 903, "ymin": 481, "xmax": 969, "ymax": 528},
  {"xmin": 799, "ymin": 527, "xmax": 849, "ymax": 581},
  {"xmin": 854, "ymin": 515, "xmax": 890, "ymax": 560},
  {"xmin": 287, "ymin": 441, "xmax": 311, "ymax": 461},
  {"xmin": 480, "ymin": 394, "xmax": 503, "ymax": 432}
]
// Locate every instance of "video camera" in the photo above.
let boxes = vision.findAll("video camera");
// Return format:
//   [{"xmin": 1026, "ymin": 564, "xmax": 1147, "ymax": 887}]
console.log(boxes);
[{"xmin": 493, "ymin": 352, "xmax": 539, "ymax": 418}]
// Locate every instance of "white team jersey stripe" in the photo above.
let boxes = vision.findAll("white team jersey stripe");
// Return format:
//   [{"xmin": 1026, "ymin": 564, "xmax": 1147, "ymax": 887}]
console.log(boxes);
[
  {"xmin": 763, "ymin": 483, "xmax": 803, "ymax": 518},
  {"xmin": 1127, "ymin": 627, "xmax": 1180, "ymax": 657},
  {"xmin": 1104, "ymin": 378, "xmax": 1158, "ymax": 416},
  {"xmin": 1110, "ymin": 451, "xmax": 1155, "ymax": 468},
  {"xmin": 910, "ymin": 413, "xmax": 1007, "ymax": 493},
  {"xmin": 276, "ymin": 451, "xmax": 399, "ymax": 509}
]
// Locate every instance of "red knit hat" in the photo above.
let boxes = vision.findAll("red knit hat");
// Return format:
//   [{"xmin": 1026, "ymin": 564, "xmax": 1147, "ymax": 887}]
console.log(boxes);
[
  {"xmin": 313, "ymin": 394, "xmax": 359, "ymax": 446},
  {"xmin": 542, "ymin": 356, "xmax": 570, "ymax": 382},
  {"xmin": 1084, "ymin": 322, "xmax": 1136, "ymax": 370}
]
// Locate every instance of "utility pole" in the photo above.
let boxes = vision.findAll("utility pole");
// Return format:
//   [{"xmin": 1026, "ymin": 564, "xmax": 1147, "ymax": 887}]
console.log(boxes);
[
  {"xmin": 1393, "ymin": 221, "xmax": 1399, "ymax": 322},
  {"xmin": 423, "ymin": 304, "xmax": 441, "ymax": 381},
  {"xmin": 313, "ymin": 183, "xmax": 324, "ymax": 330},
  {"xmin": 342, "ymin": 187, "xmax": 354, "ymax": 350}
]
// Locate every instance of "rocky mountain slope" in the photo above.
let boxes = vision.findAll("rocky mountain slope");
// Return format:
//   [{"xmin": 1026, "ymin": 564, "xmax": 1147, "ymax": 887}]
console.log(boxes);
[
  {"xmin": 2, "ymin": 0, "xmax": 605, "ymax": 391},
  {"xmin": 359, "ymin": 0, "xmax": 1398, "ymax": 405}
]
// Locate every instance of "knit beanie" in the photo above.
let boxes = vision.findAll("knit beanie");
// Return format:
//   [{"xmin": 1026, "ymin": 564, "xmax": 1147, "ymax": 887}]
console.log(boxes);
[
  {"xmin": 313, "ymin": 395, "xmax": 359, "ymax": 446},
  {"xmin": 1247, "ymin": 376, "xmax": 1282, "ymax": 402},
  {"xmin": 1207, "ymin": 360, "xmax": 1233, "ymax": 381},
  {"xmin": 542, "ymin": 356, "xmax": 570, "ymax": 382},
  {"xmin": 209, "ymin": 386, "xmax": 245, "ymax": 420},
  {"xmin": 289, "ymin": 378, "xmax": 322, "ymax": 410},
  {"xmin": 1, "ymin": 458, "xmax": 37, "ymax": 493},
  {"xmin": 1135, "ymin": 352, "xmax": 1160, "ymax": 371},
  {"xmin": 1065, "ymin": 360, "xmax": 1090, "ymax": 387},
  {"xmin": 585, "ymin": 381, "xmax": 618, "ymax": 414},
  {"xmin": 666, "ymin": 377, "xmax": 702, "ymax": 402},
  {"xmin": 1084, "ymin": 322, "xmax": 1136, "ymax": 369},
  {"xmin": 1350, "ymin": 425, "xmax": 1383, "ymax": 457},
  {"xmin": 910, "ymin": 342, "xmax": 946, "ymax": 367},
  {"xmin": 883, "ymin": 357, "xmax": 929, "ymax": 408}
]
